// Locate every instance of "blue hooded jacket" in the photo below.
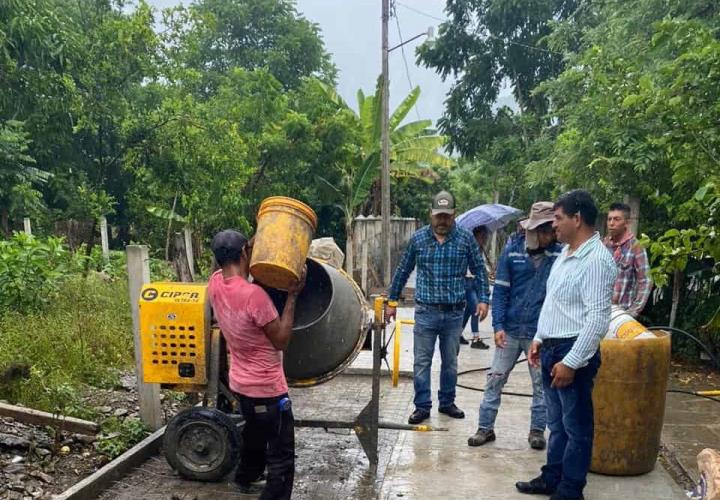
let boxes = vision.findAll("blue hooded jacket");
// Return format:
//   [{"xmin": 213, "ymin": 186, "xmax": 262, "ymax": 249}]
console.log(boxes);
[{"xmin": 491, "ymin": 235, "xmax": 563, "ymax": 339}]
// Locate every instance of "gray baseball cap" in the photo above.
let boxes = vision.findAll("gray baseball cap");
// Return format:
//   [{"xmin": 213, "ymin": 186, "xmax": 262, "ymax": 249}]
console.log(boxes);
[{"xmin": 431, "ymin": 190, "xmax": 456, "ymax": 215}]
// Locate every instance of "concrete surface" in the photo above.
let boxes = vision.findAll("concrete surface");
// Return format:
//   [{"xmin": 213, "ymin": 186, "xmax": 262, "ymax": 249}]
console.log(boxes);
[
  {"xmin": 662, "ymin": 391, "xmax": 720, "ymax": 483},
  {"xmin": 99, "ymin": 306, "xmax": 690, "ymax": 499}
]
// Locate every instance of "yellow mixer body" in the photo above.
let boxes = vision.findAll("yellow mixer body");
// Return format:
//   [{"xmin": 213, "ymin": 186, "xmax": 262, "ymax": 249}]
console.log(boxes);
[{"xmin": 139, "ymin": 282, "xmax": 210, "ymax": 386}]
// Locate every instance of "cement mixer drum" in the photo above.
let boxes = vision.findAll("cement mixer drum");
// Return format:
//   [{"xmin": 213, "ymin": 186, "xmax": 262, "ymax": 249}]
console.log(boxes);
[{"xmin": 263, "ymin": 258, "xmax": 372, "ymax": 386}]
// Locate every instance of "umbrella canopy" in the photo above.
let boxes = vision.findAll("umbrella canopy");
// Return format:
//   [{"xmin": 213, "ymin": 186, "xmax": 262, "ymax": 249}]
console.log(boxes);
[{"xmin": 456, "ymin": 203, "xmax": 523, "ymax": 232}]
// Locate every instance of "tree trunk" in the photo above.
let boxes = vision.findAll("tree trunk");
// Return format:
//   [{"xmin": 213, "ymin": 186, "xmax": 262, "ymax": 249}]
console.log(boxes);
[
  {"xmin": 165, "ymin": 191, "xmax": 178, "ymax": 261},
  {"xmin": 173, "ymin": 232, "xmax": 193, "ymax": 283},
  {"xmin": 1, "ymin": 207, "xmax": 10, "ymax": 237},
  {"xmin": 362, "ymin": 180, "xmax": 382, "ymax": 216},
  {"xmin": 622, "ymin": 195, "xmax": 641, "ymax": 235}
]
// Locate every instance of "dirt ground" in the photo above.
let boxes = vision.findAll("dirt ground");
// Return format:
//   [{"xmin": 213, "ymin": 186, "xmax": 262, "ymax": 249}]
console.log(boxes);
[{"xmin": 0, "ymin": 372, "xmax": 189, "ymax": 499}]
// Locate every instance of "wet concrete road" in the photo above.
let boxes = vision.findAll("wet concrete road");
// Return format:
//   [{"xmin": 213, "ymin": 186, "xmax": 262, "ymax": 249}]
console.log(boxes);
[
  {"xmin": 100, "ymin": 375, "xmax": 414, "ymax": 499},
  {"xmin": 100, "ymin": 307, "xmax": 692, "ymax": 499}
]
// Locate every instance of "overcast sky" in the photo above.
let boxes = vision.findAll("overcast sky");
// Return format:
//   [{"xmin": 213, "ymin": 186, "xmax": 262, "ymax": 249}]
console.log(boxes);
[{"xmin": 146, "ymin": 0, "xmax": 514, "ymax": 126}]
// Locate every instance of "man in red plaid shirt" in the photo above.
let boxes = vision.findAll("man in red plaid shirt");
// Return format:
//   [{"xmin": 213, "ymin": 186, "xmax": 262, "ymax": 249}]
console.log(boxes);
[{"xmin": 603, "ymin": 203, "xmax": 653, "ymax": 317}]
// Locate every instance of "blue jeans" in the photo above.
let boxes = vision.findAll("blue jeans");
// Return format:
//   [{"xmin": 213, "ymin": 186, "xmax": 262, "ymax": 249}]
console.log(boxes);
[
  {"xmin": 413, "ymin": 304, "xmax": 464, "ymax": 410},
  {"xmin": 478, "ymin": 336, "xmax": 545, "ymax": 431},
  {"xmin": 540, "ymin": 340, "xmax": 601, "ymax": 498},
  {"xmin": 462, "ymin": 281, "xmax": 479, "ymax": 335}
]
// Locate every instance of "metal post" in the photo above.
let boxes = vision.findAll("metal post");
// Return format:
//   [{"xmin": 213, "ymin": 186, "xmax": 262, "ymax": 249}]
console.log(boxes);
[
  {"xmin": 381, "ymin": 0, "xmax": 392, "ymax": 287},
  {"xmin": 489, "ymin": 191, "xmax": 499, "ymax": 267},
  {"xmin": 361, "ymin": 240, "xmax": 369, "ymax": 296},
  {"xmin": 100, "ymin": 216, "xmax": 110, "ymax": 262},
  {"xmin": 126, "ymin": 245, "xmax": 163, "ymax": 430}
]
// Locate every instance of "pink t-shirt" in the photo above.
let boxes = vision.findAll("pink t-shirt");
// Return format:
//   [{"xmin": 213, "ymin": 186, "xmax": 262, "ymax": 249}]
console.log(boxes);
[{"xmin": 207, "ymin": 271, "xmax": 287, "ymax": 398}]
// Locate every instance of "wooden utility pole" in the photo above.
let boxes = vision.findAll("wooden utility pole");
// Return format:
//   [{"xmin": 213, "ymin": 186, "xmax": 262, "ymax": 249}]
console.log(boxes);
[{"xmin": 381, "ymin": 0, "xmax": 391, "ymax": 287}]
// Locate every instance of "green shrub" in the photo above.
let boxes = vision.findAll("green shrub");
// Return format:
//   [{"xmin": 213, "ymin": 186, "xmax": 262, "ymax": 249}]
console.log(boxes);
[
  {"xmin": 0, "ymin": 275, "xmax": 133, "ymax": 415},
  {"xmin": 96, "ymin": 417, "xmax": 149, "ymax": 458},
  {"xmin": 0, "ymin": 233, "xmax": 76, "ymax": 312},
  {"xmin": 83, "ymin": 245, "xmax": 128, "ymax": 280}
]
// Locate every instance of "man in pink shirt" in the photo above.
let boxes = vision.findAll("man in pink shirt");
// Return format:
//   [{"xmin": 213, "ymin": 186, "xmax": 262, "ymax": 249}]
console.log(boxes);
[{"xmin": 207, "ymin": 229, "xmax": 305, "ymax": 499}]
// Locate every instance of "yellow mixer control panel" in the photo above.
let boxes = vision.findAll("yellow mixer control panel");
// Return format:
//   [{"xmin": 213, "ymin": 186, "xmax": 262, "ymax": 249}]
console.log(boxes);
[{"xmin": 139, "ymin": 282, "xmax": 209, "ymax": 385}]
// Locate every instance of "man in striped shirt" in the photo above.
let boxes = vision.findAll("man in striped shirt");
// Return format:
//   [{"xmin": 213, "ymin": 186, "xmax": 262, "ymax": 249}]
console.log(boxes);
[
  {"xmin": 604, "ymin": 202, "xmax": 652, "ymax": 317},
  {"xmin": 516, "ymin": 190, "xmax": 617, "ymax": 500}
]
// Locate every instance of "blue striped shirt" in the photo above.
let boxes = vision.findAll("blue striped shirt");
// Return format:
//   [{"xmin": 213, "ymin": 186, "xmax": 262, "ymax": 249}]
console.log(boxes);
[
  {"xmin": 388, "ymin": 225, "xmax": 490, "ymax": 305},
  {"xmin": 534, "ymin": 233, "xmax": 618, "ymax": 369}
]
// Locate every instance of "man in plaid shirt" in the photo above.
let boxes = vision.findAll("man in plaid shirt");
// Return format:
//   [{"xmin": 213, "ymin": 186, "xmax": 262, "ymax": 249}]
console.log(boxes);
[
  {"xmin": 386, "ymin": 191, "xmax": 490, "ymax": 425},
  {"xmin": 603, "ymin": 202, "xmax": 653, "ymax": 317}
]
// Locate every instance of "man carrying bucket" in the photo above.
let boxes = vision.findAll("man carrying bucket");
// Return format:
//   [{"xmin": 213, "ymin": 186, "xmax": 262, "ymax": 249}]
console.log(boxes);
[
  {"xmin": 386, "ymin": 190, "xmax": 491, "ymax": 425},
  {"xmin": 516, "ymin": 190, "xmax": 617, "ymax": 500},
  {"xmin": 207, "ymin": 229, "xmax": 305, "ymax": 499},
  {"xmin": 604, "ymin": 202, "xmax": 652, "ymax": 317}
]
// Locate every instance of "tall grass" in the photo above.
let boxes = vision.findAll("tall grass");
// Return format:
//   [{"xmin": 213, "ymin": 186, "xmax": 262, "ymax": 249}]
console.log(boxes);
[{"xmin": 0, "ymin": 275, "xmax": 133, "ymax": 416}]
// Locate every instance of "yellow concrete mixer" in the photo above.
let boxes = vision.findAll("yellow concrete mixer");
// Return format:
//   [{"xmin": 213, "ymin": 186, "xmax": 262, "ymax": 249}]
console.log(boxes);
[{"xmin": 137, "ymin": 259, "xmax": 372, "ymax": 481}]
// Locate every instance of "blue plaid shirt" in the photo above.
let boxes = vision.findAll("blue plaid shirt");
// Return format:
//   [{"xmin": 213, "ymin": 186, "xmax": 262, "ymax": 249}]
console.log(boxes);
[{"xmin": 388, "ymin": 225, "xmax": 490, "ymax": 305}]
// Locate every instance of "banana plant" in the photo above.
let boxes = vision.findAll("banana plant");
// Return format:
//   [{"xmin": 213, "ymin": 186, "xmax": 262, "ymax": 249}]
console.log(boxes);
[{"xmin": 313, "ymin": 77, "xmax": 452, "ymax": 270}]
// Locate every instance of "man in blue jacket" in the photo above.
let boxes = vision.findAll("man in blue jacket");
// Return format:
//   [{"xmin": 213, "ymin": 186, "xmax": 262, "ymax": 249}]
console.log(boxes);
[{"xmin": 468, "ymin": 202, "xmax": 562, "ymax": 450}]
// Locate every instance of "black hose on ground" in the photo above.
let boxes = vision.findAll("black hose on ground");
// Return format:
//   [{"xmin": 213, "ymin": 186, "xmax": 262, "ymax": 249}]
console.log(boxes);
[
  {"xmin": 647, "ymin": 326, "xmax": 720, "ymax": 370},
  {"xmin": 455, "ymin": 326, "xmax": 720, "ymax": 403}
]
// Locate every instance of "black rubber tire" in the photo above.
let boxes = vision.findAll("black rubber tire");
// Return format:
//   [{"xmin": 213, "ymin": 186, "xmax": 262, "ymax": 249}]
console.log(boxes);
[{"xmin": 163, "ymin": 407, "xmax": 241, "ymax": 482}]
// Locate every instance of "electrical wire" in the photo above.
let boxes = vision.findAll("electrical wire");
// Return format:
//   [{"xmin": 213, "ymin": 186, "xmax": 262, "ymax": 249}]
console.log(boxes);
[
  {"xmin": 456, "ymin": 358, "xmax": 533, "ymax": 397},
  {"xmin": 454, "ymin": 326, "xmax": 720, "ymax": 404},
  {"xmin": 396, "ymin": 1, "xmax": 562, "ymax": 56},
  {"xmin": 391, "ymin": 2, "xmax": 422, "ymax": 120},
  {"xmin": 647, "ymin": 326, "xmax": 720, "ymax": 369}
]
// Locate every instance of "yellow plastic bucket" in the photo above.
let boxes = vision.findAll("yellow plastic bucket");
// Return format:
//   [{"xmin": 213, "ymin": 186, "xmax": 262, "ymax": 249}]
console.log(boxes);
[
  {"xmin": 590, "ymin": 330, "xmax": 671, "ymax": 475},
  {"xmin": 608, "ymin": 306, "xmax": 651, "ymax": 339},
  {"xmin": 250, "ymin": 196, "xmax": 317, "ymax": 290}
]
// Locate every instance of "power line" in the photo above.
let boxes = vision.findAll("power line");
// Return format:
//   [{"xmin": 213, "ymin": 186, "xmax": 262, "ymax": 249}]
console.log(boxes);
[
  {"xmin": 396, "ymin": 2, "xmax": 443, "ymax": 22},
  {"xmin": 397, "ymin": 1, "xmax": 562, "ymax": 56},
  {"xmin": 392, "ymin": 2, "xmax": 422, "ymax": 120}
]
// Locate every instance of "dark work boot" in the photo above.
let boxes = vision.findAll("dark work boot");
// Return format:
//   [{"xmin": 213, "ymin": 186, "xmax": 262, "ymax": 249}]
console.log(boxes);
[
  {"xmin": 438, "ymin": 404, "xmax": 465, "ymax": 418},
  {"xmin": 471, "ymin": 338, "xmax": 490, "ymax": 349},
  {"xmin": 516, "ymin": 476, "xmax": 556, "ymax": 495},
  {"xmin": 408, "ymin": 408, "xmax": 430, "ymax": 425},
  {"xmin": 468, "ymin": 428, "xmax": 496, "ymax": 446}
]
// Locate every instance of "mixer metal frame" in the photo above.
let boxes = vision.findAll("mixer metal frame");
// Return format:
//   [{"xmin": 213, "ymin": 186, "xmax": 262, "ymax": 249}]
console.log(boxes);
[
  {"xmin": 292, "ymin": 315, "xmax": 384, "ymax": 470},
  {"xmin": 195, "ymin": 311, "xmax": 385, "ymax": 470}
]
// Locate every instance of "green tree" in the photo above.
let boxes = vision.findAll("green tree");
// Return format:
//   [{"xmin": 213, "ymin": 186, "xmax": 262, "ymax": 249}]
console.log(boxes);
[
  {"xmin": 162, "ymin": 0, "xmax": 335, "ymax": 92},
  {"xmin": 417, "ymin": 0, "xmax": 577, "ymax": 157},
  {"xmin": 535, "ymin": 0, "xmax": 720, "ymax": 231},
  {"xmin": 313, "ymin": 78, "xmax": 452, "ymax": 267},
  {"xmin": 0, "ymin": 121, "xmax": 49, "ymax": 235}
]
